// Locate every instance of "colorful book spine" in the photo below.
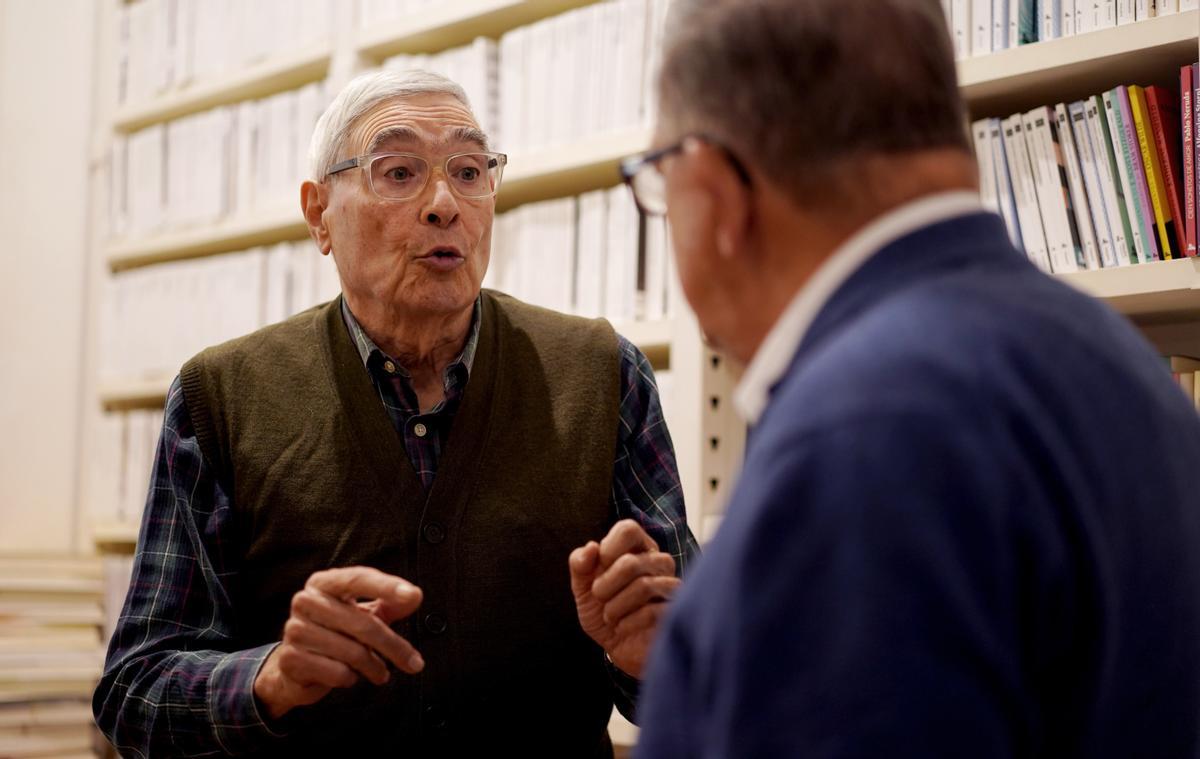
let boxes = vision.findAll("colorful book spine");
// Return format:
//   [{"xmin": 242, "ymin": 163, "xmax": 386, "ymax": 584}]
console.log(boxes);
[
  {"xmin": 1184, "ymin": 65, "xmax": 1197, "ymax": 256},
  {"xmin": 1111, "ymin": 86, "xmax": 1161, "ymax": 261},
  {"xmin": 1144, "ymin": 85, "xmax": 1187, "ymax": 256},
  {"xmin": 1194, "ymin": 63, "xmax": 1200, "ymax": 260},
  {"xmin": 1090, "ymin": 95, "xmax": 1138, "ymax": 265},
  {"xmin": 1129, "ymin": 85, "xmax": 1177, "ymax": 259},
  {"xmin": 1010, "ymin": 0, "xmax": 1038, "ymax": 44}
]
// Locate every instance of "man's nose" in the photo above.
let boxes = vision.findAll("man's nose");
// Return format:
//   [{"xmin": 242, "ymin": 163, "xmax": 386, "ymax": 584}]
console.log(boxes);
[{"xmin": 420, "ymin": 177, "xmax": 459, "ymax": 229}]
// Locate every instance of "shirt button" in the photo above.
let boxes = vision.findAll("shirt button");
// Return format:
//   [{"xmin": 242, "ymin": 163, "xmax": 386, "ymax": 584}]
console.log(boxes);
[
  {"xmin": 383, "ymin": 360, "xmax": 397, "ymax": 374},
  {"xmin": 424, "ymin": 613, "xmax": 447, "ymax": 635},
  {"xmin": 414, "ymin": 422, "xmax": 428, "ymax": 438},
  {"xmin": 422, "ymin": 522, "xmax": 445, "ymax": 544}
]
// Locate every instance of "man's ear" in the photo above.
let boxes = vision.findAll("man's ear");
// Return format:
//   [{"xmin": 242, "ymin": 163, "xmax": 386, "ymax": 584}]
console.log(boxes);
[
  {"xmin": 301, "ymin": 180, "xmax": 332, "ymax": 255},
  {"xmin": 681, "ymin": 138, "xmax": 752, "ymax": 261}
]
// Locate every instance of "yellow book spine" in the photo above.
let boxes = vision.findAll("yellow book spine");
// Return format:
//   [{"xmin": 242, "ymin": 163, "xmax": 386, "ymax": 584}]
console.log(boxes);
[{"xmin": 1129, "ymin": 85, "xmax": 1175, "ymax": 260}]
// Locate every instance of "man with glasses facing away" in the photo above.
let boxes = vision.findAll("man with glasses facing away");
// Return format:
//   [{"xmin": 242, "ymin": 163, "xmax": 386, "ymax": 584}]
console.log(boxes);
[
  {"xmin": 625, "ymin": 0, "xmax": 1200, "ymax": 757},
  {"xmin": 94, "ymin": 70, "xmax": 697, "ymax": 758}
]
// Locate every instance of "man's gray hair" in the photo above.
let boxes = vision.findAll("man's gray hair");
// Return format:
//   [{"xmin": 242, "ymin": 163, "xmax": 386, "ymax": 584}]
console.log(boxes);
[
  {"xmin": 309, "ymin": 69, "xmax": 476, "ymax": 180},
  {"xmin": 659, "ymin": 0, "xmax": 970, "ymax": 205}
]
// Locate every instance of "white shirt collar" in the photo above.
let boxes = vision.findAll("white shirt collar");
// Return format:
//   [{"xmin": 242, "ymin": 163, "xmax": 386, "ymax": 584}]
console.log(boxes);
[{"xmin": 732, "ymin": 191, "xmax": 985, "ymax": 424}]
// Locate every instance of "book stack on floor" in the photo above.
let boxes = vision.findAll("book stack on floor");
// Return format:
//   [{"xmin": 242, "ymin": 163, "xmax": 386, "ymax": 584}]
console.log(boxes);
[
  {"xmin": 942, "ymin": 0, "xmax": 1195, "ymax": 60},
  {"xmin": 0, "ymin": 556, "xmax": 106, "ymax": 759},
  {"xmin": 971, "ymin": 64, "xmax": 1199, "ymax": 274},
  {"xmin": 1168, "ymin": 355, "xmax": 1200, "ymax": 410}
]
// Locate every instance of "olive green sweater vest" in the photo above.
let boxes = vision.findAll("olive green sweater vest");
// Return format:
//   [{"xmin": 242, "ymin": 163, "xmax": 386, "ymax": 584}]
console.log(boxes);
[{"xmin": 179, "ymin": 290, "xmax": 621, "ymax": 757}]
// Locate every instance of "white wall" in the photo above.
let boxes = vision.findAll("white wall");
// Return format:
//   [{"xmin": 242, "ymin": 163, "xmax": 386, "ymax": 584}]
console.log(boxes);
[{"xmin": 0, "ymin": 0, "xmax": 97, "ymax": 552}]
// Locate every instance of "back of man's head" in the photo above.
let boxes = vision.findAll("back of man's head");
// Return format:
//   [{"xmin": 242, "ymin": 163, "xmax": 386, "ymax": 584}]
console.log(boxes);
[{"xmin": 659, "ymin": 0, "xmax": 970, "ymax": 210}]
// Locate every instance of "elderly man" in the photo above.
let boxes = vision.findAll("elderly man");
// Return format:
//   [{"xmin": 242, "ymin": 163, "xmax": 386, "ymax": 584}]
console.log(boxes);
[
  {"xmin": 626, "ymin": 0, "xmax": 1200, "ymax": 756},
  {"xmin": 94, "ymin": 70, "xmax": 696, "ymax": 758}
]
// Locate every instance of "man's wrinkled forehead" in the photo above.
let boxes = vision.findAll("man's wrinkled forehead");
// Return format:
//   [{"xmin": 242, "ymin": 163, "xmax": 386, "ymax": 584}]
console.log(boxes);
[{"xmin": 350, "ymin": 94, "xmax": 489, "ymax": 157}]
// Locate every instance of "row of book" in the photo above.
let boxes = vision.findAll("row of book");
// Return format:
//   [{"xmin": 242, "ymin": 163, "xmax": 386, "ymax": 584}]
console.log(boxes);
[
  {"xmin": 486, "ymin": 185, "xmax": 676, "ymax": 325},
  {"xmin": 360, "ymin": 0, "xmax": 444, "ymax": 27},
  {"xmin": 941, "ymin": 0, "xmax": 1196, "ymax": 60},
  {"xmin": 383, "ymin": 38, "xmax": 500, "ymax": 144},
  {"xmin": 99, "ymin": 241, "xmax": 338, "ymax": 382},
  {"xmin": 90, "ymin": 409, "xmax": 163, "ymax": 530},
  {"xmin": 497, "ymin": 0, "xmax": 669, "ymax": 156},
  {"xmin": 118, "ymin": 0, "xmax": 333, "ymax": 108},
  {"xmin": 1168, "ymin": 355, "xmax": 1200, "ymax": 412},
  {"xmin": 111, "ymin": 81, "xmax": 329, "ymax": 239},
  {"xmin": 972, "ymin": 67, "xmax": 1197, "ymax": 274}
]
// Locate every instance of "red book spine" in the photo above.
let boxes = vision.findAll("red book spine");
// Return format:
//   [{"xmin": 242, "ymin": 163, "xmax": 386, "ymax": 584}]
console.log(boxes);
[
  {"xmin": 1183, "ymin": 66, "xmax": 1197, "ymax": 256},
  {"xmin": 1145, "ymin": 85, "xmax": 1188, "ymax": 257}
]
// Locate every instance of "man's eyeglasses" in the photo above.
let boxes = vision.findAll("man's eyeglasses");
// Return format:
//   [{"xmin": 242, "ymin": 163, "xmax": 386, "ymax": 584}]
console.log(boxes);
[
  {"xmin": 619, "ymin": 135, "xmax": 751, "ymax": 217},
  {"xmin": 326, "ymin": 151, "xmax": 508, "ymax": 201}
]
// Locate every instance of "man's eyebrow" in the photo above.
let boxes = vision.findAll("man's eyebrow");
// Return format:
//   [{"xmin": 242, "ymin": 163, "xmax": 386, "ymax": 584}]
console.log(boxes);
[
  {"xmin": 366, "ymin": 126, "xmax": 421, "ymax": 154},
  {"xmin": 451, "ymin": 126, "xmax": 490, "ymax": 151}
]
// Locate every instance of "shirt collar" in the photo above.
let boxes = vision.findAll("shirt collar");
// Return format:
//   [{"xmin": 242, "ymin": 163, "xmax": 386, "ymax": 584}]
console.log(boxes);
[
  {"xmin": 340, "ymin": 295, "xmax": 482, "ymax": 381},
  {"xmin": 732, "ymin": 191, "xmax": 984, "ymax": 425}
]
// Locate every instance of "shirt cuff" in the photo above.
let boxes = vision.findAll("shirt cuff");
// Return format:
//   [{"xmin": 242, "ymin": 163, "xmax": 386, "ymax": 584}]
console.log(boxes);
[
  {"xmin": 208, "ymin": 642, "xmax": 288, "ymax": 754},
  {"xmin": 606, "ymin": 653, "xmax": 641, "ymax": 724}
]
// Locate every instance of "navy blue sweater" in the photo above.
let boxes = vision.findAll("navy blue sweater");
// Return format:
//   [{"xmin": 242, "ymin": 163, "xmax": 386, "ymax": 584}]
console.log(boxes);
[{"xmin": 636, "ymin": 213, "xmax": 1200, "ymax": 758}]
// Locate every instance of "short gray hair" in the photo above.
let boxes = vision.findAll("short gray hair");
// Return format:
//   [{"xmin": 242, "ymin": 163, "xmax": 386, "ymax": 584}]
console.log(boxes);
[
  {"xmin": 659, "ymin": 0, "xmax": 969, "ymax": 205},
  {"xmin": 309, "ymin": 69, "xmax": 476, "ymax": 180}
]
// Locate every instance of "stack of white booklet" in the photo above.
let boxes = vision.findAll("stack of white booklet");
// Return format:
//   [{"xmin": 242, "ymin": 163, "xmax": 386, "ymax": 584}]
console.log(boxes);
[
  {"xmin": 941, "ymin": 0, "xmax": 1193, "ymax": 61},
  {"xmin": 117, "ymin": 0, "xmax": 333, "ymax": 108},
  {"xmin": 486, "ymin": 186, "xmax": 674, "ymax": 326},
  {"xmin": 110, "ymin": 81, "xmax": 328, "ymax": 240}
]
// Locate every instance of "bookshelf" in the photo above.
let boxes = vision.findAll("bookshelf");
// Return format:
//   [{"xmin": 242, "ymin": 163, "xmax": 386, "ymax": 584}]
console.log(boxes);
[
  {"xmin": 106, "ymin": 204, "xmax": 308, "ymax": 272},
  {"xmin": 357, "ymin": 0, "xmax": 599, "ymax": 60},
  {"xmin": 113, "ymin": 44, "xmax": 334, "ymax": 133},
  {"xmin": 499, "ymin": 127, "xmax": 652, "ymax": 211},
  {"xmin": 1061, "ymin": 257, "xmax": 1200, "ymax": 323},
  {"xmin": 961, "ymin": 10, "xmax": 1198, "ymax": 116}
]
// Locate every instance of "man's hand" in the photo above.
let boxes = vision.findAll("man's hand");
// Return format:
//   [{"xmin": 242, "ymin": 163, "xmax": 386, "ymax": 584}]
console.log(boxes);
[
  {"xmin": 570, "ymin": 519, "xmax": 681, "ymax": 679},
  {"xmin": 253, "ymin": 566, "xmax": 425, "ymax": 720}
]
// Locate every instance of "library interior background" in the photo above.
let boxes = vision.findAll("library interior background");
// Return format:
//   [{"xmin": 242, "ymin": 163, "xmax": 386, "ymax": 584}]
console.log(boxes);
[{"xmin": 0, "ymin": 0, "xmax": 1198, "ymax": 755}]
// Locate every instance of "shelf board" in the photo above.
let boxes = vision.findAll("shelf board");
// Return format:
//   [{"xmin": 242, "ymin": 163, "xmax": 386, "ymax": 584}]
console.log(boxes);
[
  {"xmin": 1058, "ymin": 257, "xmax": 1200, "ymax": 323},
  {"xmin": 92, "ymin": 522, "xmax": 140, "ymax": 552},
  {"xmin": 113, "ymin": 45, "xmax": 333, "ymax": 133},
  {"xmin": 95, "ymin": 317, "xmax": 673, "ymax": 410},
  {"xmin": 960, "ymin": 11, "xmax": 1199, "ymax": 117},
  {"xmin": 357, "ymin": 0, "xmax": 599, "ymax": 60},
  {"xmin": 498, "ymin": 127, "xmax": 651, "ymax": 212},
  {"xmin": 98, "ymin": 376, "xmax": 173, "ymax": 412},
  {"xmin": 106, "ymin": 205, "xmax": 307, "ymax": 272}
]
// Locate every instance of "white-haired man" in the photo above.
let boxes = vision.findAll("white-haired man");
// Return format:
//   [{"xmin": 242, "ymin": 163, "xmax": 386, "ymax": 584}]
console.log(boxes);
[{"xmin": 94, "ymin": 70, "xmax": 696, "ymax": 758}]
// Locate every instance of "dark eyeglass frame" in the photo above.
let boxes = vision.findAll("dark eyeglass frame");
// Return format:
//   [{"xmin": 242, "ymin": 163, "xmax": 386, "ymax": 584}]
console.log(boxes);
[
  {"xmin": 325, "ymin": 150, "xmax": 509, "ymax": 201},
  {"xmin": 619, "ymin": 134, "xmax": 752, "ymax": 217}
]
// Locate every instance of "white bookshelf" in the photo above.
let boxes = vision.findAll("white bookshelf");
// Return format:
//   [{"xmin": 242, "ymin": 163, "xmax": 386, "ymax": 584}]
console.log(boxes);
[
  {"xmin": 103, "ymin": 127, "xmax": 653, "ymax": 271},
  {"xmin": 1061, "ymin": 257, "xmax": 1200, "ymax": 322},
  {"xmin": 113, "ymin": 44, "xmax": 334, "ymax": 133},
  {"xmin": 97, "ymin": 375, "xmax": 175, "ymax": 412},
  {"xmin": 960, "ymin": 10, "xmax": 1199, "ymax": 116},
  {"xmin": 499, "ymin": 127, "xmax": 652, "ymax": 211},
  {"xmin": 106, "ymin": 204, "xmax": 307, "ymax": 272},
  {"xmin": 356, "ymin": 0, "xmax": 599, "ymax": 61}
]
